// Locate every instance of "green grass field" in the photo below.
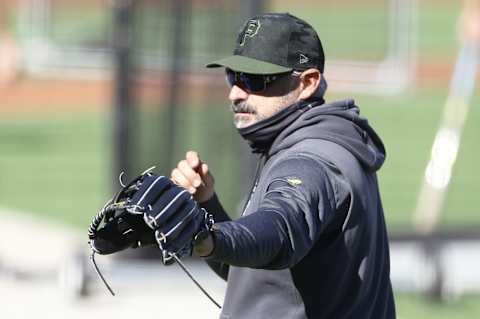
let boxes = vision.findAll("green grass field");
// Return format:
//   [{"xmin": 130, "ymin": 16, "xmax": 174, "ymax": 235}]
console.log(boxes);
[
  {"xmin": 395, "ymin": 293, "xmax": 480, "ymax": 319},
  {"xmin": 345, "ymin": 90, "xmax": 480, "ymax": 229},
  {"xmin": 0, "ymin": 112, "xmax": 110, "ymax": 227}
]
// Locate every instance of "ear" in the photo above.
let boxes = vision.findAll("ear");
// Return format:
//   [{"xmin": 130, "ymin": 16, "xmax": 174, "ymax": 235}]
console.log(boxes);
[{"xmin": 297, "ymin": 69, "xmax": 322, "ymax": 100}]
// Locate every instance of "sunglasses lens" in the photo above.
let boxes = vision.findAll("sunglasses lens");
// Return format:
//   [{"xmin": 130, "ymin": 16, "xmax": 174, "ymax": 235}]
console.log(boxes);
[
  {"xmin": 226, "ymin": 69, "xmax": 236, "ymax": 87},
  {"xmin": 225, "ymin": 69, "xmax": 266, "ymax": 93},
  {"xmin": 240, "ymin": 74, "xmax": 265, "ymax": 92}
]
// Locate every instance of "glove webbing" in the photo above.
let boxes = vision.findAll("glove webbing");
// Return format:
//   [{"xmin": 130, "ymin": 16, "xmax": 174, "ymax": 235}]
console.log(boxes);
[{"xmin": 89, "ymin": 200, "xmax": 116, "ymax": 235}]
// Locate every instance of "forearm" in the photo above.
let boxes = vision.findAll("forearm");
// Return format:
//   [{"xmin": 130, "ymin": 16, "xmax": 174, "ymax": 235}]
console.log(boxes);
[{"xmin": 206, "ymin": 209, "xmax": 293, "ymax": 269}]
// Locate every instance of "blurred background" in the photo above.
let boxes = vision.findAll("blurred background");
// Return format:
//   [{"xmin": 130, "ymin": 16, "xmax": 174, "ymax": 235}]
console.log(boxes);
[{"xmin": 0, "ymin": 0, "xmax": 479, "ymax": 318}]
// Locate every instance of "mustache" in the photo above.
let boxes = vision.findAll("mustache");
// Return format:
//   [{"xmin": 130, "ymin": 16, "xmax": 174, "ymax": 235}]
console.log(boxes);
[{"xmin": 230, "ymin": 101, "xmax": 257, "ymax": 114}]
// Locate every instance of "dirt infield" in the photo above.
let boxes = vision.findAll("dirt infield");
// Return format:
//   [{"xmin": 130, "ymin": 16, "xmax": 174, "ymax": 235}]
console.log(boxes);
[
  {"xmin": 0, "ymin": 61, "xmax": 462, "ymax": 116},
  {"xmin": 0, "ymin": 77, "xmax": 111, "ymax": 116},
  {"xmin": 0, "ymin": 61, "xmax": 465, "ymax": 117}
]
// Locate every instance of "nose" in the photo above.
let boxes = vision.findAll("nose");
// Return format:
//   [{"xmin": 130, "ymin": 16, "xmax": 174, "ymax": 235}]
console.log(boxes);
[{"xmin": 228, "ymin": 84, "xmax": 249, "ymax": 102}]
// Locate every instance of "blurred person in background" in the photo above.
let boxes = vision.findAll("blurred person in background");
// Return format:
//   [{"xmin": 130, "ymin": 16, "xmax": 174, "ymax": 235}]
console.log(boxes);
[
  {"xmin": 171, "ymin": 13, "xmax": 396, "ymax": 319},
  {"xmin": 458, "ymin": 0, "xmax": 480, "ymax": 46},
  {"xmin": 0, "ymin": 0, "xmax": 19, "ymax": 86}
]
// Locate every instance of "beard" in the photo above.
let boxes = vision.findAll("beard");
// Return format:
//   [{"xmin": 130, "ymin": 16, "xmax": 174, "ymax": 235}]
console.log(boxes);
[
  {"xmin": 230, "ymin": 101, "xmax": 264, "ymax": 128},
  {"xmin": 230, "ymin": 89, "xmax": 299, "ymax": 129}
]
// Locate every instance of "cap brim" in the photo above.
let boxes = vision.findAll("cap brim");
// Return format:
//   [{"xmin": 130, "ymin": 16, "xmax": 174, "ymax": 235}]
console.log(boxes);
[{"xmin": 206, "ymin": 55, "xmax": 292, "ymax": 74}]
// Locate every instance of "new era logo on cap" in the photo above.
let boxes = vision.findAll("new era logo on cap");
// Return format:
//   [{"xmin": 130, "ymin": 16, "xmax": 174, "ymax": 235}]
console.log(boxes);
[{"xmin": 299, "ymin": 54, "xmax": 309, "ymax": 64}]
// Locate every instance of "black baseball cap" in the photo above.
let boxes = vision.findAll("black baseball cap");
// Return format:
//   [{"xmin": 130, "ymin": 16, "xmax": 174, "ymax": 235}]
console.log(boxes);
[{"xmin": 206, "ymin": 13, "xmax": 325, "ymax": 75}]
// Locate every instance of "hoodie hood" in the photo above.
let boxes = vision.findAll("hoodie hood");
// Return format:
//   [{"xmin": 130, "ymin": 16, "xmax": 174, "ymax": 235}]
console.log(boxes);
[{"xmin": 269, "ymin": 99, "xmax": 386, "ymax": 172}]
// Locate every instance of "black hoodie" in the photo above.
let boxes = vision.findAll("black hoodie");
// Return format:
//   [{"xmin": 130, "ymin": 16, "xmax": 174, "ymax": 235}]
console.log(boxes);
[{"xmin": 202, "ymin": 99, "xmax": 396, "ymax": 319}]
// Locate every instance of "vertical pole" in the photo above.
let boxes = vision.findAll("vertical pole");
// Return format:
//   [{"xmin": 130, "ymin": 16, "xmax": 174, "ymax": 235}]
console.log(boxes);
[
  {"xmin": 112, "ymin": 0, "xmax": 135, "ymax": 185},
  {"xmin": 165, "ymin": 0, "xmax": 191, "ymax": 169}
]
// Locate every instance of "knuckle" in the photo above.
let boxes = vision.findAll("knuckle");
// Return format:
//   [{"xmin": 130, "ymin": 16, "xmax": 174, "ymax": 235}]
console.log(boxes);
[
  {"xmin": 178, "ymin": 160, "xmax": 189, "ymax": 169},
  {"xmin": 171, "ymin": 168, "xmax": 180, "ymax": 179},
  {"xmin": 179, "ymin": 161, "xmax": 196, "ymax": 177},
  {"xmin": 170, "ymin": 170, "xmax": 184, "ymax": 185}
]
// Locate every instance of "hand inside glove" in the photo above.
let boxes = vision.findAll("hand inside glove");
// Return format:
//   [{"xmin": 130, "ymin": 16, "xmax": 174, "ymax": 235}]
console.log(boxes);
[{"xmin": 133, "ymin": 174, "xmax": 214, "ymax": 263}]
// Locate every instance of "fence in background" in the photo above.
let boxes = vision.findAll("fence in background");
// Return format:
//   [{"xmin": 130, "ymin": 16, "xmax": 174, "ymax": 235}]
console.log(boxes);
[{"xmin": 15, "ymin": 0, "xmax": 417, "ymax": 212}]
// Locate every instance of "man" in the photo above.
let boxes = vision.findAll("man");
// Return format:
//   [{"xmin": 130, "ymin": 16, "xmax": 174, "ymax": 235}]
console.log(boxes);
[
  {"xmin": 171, "ymin": 13, "xmax": 396, "ymax": 319},
  {"xmin": 89, "ymin": 12, "xmax": 395, "ymax": 319},
  {"xmin": 458, "ymin": 0, "xmax": 480, "ymax": 46}
]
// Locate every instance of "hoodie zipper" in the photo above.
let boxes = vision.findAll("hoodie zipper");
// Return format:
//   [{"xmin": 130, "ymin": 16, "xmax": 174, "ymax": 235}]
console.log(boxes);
[{"xmin": 241, "ymin": 153, "xmax": 266, "ymax": 216}]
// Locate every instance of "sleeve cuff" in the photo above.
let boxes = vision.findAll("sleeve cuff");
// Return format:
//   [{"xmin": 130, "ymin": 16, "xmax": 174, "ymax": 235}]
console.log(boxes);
[{"xmin": 199, "ymin": 193, "xmax": 231, "ymax": 223}]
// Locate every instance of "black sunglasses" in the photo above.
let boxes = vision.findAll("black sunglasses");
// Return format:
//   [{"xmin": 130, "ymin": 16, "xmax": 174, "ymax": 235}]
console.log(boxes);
[{"xmin": 225, "ymin": 69, "xmax": 299, "ymax": 93}]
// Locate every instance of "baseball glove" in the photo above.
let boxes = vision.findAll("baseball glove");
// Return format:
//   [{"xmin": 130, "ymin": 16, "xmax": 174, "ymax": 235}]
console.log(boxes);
[
  {"xmin": 87, "ymin": 168, "xmax": 220, "ymax": 306},
  {"xmin": 88, "ymin": 168, "xmax": 215, "ymax": 264}
]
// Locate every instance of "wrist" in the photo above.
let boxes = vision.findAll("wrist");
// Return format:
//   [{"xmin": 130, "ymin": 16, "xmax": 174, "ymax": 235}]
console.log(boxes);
[
  {"xmin": 193, "ymin": 231, "xmax": 215, "ymax": 257},
  {"xmin": 196, "ymin": 189, "xmax": 215, "ymax": 204}
]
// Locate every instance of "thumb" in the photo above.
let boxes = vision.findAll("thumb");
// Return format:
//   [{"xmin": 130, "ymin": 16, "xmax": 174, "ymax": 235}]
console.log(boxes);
[{"xmin": 186, "ymin": 151, "xmax": 201, "ymax": 170}]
